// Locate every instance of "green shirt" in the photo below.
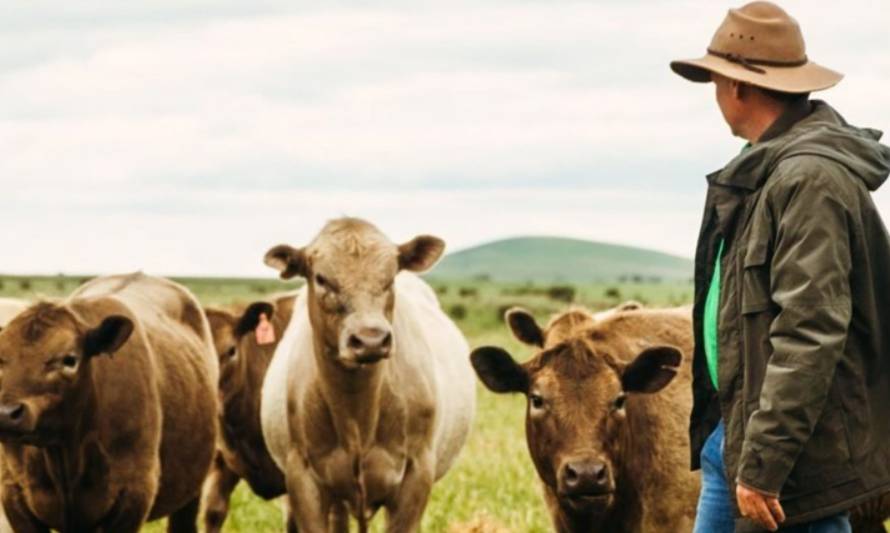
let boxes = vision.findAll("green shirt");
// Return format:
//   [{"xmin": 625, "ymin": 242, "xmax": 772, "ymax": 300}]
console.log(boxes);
[
  {"xmin": 704, "ymin": 144, "xmax": 749, "ymax": 391},
  {"xmin": 704, "ymin": 239, "xmax": 724, "ymax": 390}
]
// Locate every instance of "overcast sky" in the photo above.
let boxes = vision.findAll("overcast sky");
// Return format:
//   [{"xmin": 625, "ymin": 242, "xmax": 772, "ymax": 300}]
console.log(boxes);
[{"xmin": 1, "ymin": 0, "xmax": 888, "ymax": 277}]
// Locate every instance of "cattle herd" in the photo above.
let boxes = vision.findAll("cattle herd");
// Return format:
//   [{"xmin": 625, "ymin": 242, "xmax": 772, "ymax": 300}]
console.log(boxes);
[{"xmin": 0, "ymin": 217, "xmax": 885, "ymax": 533}]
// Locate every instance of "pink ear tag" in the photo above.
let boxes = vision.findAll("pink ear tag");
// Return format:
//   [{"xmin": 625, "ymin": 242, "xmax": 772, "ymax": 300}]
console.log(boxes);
[{"xmin": 255, "ymin": 313, "xmax": 276, "ymax": 345}]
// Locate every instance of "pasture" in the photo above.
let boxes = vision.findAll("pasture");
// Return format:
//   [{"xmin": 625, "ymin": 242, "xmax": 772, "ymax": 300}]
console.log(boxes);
[{"xmin": 1, "ymin": 275, "xmax": 885, "ymax": 532}]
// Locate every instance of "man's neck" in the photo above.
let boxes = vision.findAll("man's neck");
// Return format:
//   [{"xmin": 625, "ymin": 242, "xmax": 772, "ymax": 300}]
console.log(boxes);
[
  {"xmin": 744, "ymin": 107, "xmax": 786, "ymax": 144},
  {"xmin": 744, "ymin": 98, "xmax": 811, "ymax": 144}
]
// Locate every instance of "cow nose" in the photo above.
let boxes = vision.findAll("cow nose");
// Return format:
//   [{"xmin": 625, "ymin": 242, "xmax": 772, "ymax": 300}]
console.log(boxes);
[
  {"xmin": 347, "ymin": 328, "xmax": 393, "ymax": 362},
  {"xmin": 0, "ymin": 402, "xmax": 27, "ymax": 430},
  {"xmin": 560, "ymin": 459, "xmax": 611, "ymax": 496}
]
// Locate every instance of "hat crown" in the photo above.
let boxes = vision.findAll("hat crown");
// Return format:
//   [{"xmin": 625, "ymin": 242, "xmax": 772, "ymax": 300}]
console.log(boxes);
[{"xmin": 709, "ymin": 1, "xmax": 806, "ymax": 63}]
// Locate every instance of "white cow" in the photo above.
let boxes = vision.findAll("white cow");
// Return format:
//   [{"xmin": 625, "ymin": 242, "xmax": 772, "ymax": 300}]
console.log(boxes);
[{"xmin": 261, "ymin": 218, "xmax": 475, "ymax": 532}]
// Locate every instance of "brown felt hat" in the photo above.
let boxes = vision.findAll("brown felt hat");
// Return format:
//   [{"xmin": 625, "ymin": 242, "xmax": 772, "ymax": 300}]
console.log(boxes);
[{"xmin": 671, "ymin": 1, "xmax": 843, "ymax": 93}]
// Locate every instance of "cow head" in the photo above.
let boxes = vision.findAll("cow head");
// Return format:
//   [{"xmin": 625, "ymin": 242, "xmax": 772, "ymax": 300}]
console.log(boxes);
[
  {"xmin": 470, "ymin": 310, "xmax": 682, "ymax": 519},
  {"xmin": 264, "ymin": 218, "xmax": 444, "ymax": 370},
  {"xmin": 0, "ymin": 303, "xmax": 133, "ymax": 444},
  {"xmin": 205, "ymin": 301, "xmax": 275, "ymax": 397}
]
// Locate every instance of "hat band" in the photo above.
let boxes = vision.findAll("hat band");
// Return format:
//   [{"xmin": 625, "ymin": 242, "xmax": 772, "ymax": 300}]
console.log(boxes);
[{"xmin": 707, "ymin": 48, "xmax": 808, "ymax": 75}]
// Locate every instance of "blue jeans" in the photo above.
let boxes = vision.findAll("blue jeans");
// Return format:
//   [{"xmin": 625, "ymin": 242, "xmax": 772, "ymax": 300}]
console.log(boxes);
[{"xmin": 693, "ymin": 421, "xmax": 852, "ymax": 533}]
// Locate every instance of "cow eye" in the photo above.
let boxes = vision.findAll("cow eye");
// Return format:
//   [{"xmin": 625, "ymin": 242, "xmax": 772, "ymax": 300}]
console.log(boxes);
[
  {"xmin": 53, "ymin": 354, "xmax": 79, "ymax": 372},
  {"xmin": 529, "ymin": 393, "xmax": 545, "ymax": 410},
  {"xmin": 315, "ymin": 274, "xmax": 338, "ymax": 293},
  {"xmin": 225, "ymin": 347, "xmax": 237, "ymax": 359},
  {"xmin": 612, "ymin": 393, "xmax": 627, "ymax": 412}
]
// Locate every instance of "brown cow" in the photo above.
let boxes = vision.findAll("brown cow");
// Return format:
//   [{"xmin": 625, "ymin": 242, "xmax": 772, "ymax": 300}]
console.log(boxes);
[
  {"xmin": 0, "ymin": 273, "xmax": 218, "ymax": 532},
  {"xmin": 471, "ymin": 305, "xmax": 699, "ymax": 533},
  {"xmin": 201, "ymin": 293, "xmax": 296, "ymax": 533}
]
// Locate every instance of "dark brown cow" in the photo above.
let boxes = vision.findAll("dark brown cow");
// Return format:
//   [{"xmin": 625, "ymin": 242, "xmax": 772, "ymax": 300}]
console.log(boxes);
[
  {"xmin": 0, "ymin": 273, "xmax": 218, "ymax": 533},
  {"xmin": 471, "ymin": 306, "xmax": 699, "ymax": 533},
  {"xmin": 201, "ymin": 293, "xmax": 295, "ymax": 533}
]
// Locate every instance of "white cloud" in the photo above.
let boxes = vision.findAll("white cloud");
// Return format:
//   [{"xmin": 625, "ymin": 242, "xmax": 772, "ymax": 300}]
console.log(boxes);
[{"xmin": 0, "ymin": 0, "xmax": 887, "ymax": 276}]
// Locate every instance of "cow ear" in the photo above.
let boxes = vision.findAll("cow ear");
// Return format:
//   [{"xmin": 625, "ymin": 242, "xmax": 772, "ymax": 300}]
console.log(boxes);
[
  {"xmin": 204, "ymin": 308, "xmax": 235, "ymax": 333},
  {"xmin": 621, "ymin": 346, "xmax": 682, "ymax": 394},
  {"xmin": 84, "ymin": 316, "xmax": 134, "ymax": 358},
  {"xmin": 264, "ymin": 245, "xmax": 308, "ymax": 280},
  {"xmin": 505, "ymin": 308, "xmax": 544, "ymax": 347},
  {"xmin": 470, "ymin": 346, "xmax": 528, "ymax": 394},
  {"xmin": 235, "ymin": 302, "xmax": 275, "ymax": 338},
  {"xmin": 398, "ymin": 235, "xmax": 445, "ymax": 273}
]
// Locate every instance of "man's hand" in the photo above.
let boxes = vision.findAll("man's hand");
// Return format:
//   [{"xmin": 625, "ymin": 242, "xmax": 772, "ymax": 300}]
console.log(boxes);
[{"xmin": 736, "ymin": 482, "xmax": 785, "ymax": 531}]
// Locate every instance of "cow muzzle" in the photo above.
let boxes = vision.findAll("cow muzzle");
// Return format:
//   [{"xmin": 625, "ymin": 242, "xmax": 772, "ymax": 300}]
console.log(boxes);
[
  {"xmin": 0, "ymin": 400, "xmax": 36, "ymax": 438},
  {"xmin": 343, "ymin": 326, "xmax": 393, "ymax": 366},
  {"xmin": 558, "ymin": 456, "xmax": 615, "ymax": 506}
]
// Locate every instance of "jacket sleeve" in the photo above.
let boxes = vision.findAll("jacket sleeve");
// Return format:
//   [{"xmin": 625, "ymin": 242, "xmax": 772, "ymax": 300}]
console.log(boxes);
[{"xmin": 736, "ymin": 167, "xmax": 853, "ymax": 495}]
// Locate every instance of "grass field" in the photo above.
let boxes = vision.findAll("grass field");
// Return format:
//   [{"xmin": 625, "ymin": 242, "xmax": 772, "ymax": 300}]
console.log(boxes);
[{"xmin": 1, "ymin": 275, "xmax": 886, "ymax": 532}]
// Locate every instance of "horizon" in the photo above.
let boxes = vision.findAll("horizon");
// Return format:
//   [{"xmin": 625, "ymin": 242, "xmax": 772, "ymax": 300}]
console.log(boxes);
[
  {"xmin": 0, "ymin": 233, "xmax": 694, "ymax": 280},
  {"xmin": 1, "ymin": 0, "xmax": 887, "ymax": 277}
]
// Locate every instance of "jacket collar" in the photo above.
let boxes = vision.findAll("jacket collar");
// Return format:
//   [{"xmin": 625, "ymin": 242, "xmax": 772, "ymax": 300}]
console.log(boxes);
[{"xmin": 707, "ymin": 99, "xmax": 814, "ymax": 191}]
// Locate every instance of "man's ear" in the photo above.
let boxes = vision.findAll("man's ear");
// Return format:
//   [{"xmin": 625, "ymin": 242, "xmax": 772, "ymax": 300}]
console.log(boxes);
[
  {"xmin": 505, "ymin": 308, "xmax": 544, "ymax": 347},
  {"xmin": 84, "ymin": 316, "xmax": 134, "ymax": 358},
  {"xmin": 621, "ymin": 346, "xmax": 683, "ymax": 394},
  {"xmin": 398, "ymin": 235, "xmax": 445, "ymax": 273},
  {"xmin": 470, "ymin": 346, "xmax": 528, "ymax": 394},
  {"xmin": 264, "ymin": 244, "xmax": 308, "ymax": 280},
  {"xmin": 235, "ymin": 302, "xmax": 275, "ymax": 338}
]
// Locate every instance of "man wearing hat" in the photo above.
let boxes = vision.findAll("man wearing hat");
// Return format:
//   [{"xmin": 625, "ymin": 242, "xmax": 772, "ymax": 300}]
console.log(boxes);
[{"xmin": 671, "ymin": 2, "xmax": 890, "ymax": 532}]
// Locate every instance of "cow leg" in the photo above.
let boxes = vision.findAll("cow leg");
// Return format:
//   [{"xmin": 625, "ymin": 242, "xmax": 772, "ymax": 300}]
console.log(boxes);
[
  {"xmin": 286, "ymin": 505, "xmax": 299, "ymax": 533},
  {"xmin": 202, "ymin": 454, "xmax": 241, "ymax": 533},
  {"xmin": 327, "ymin": 500, "xmax": 349, "ymax": 533},
  {"xmin": 167, "ymin": 496, "xmax": 200, "ymax": 533},
  {"xmin": 285, "ymin": 449, "xmax": 328, "ymax": 533},
  {"xmin": 384, "ymin": 454, "xmax": 434, "ymax": 533},
  {"xmin": 1, "ymin": 484, "xmax": 48, "ymax": 533},
  {"xmin": 278, "ymin": 497, "xmax": 300, "ymax": 533}
]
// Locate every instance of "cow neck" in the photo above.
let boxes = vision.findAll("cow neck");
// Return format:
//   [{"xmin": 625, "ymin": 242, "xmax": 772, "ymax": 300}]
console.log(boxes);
[
  {"xmin": 42, "ymin": 369, "xmax": 98, "ymax": 533},
  {"xmin": 311, "ymin": 335, "xmax": 386, "ymax": 449}
]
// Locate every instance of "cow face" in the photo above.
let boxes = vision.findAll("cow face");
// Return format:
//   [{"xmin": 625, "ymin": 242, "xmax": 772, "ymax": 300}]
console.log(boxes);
[
  {"xmin": 205, "ymin": 302, "xmax": 275, "ymax": 398},
  {"xmin": 0, "ymin": 303, "xmax": 132, "ymax": 444},
  {"xmin": 471, "ymin": 314, "xmax": 681, "ymax": 518},
  {"xmin": 264, "ymin": 219, "xmax": 444, "ymax": 370}
]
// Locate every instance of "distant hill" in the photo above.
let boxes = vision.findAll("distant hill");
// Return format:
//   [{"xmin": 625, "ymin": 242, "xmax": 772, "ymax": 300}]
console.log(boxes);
[{"xmin": 428, "ymin": 237, "xmax": 693, "ymax": 283}]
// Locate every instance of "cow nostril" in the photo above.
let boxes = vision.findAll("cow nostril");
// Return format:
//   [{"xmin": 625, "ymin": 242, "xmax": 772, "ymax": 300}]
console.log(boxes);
[
  {"xmin": 381, "ymin": 332, "xmax": 392, "ymax": 348},
  {"xmin": 348, "ymin": 335, "xmax": 364, "ymax": 350},
  {"xmin": 565, "ymin": 464, "xmax": 579, "ymax": 484},
  {"xmin": 8, "ymin": 404, "xmax": 23, "ymax": 421},
  {"xmin": 593, "ymin": 463, "xmax": 608, "ymax": 483}
]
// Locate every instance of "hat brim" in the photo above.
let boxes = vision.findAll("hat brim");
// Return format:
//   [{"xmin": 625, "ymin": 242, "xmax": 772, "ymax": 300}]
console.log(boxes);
[{"xmin": 670, "ymin": 54, "xmax": 843, "ymax": 93}]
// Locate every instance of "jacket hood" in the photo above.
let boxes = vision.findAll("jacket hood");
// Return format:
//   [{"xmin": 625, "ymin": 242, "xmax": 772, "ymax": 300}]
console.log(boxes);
[{"xmin": 711, "ymin": 101, "xmax": 890, "ymax": 192}]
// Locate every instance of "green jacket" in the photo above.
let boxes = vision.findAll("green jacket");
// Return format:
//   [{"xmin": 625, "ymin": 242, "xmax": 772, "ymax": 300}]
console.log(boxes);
[{"xmin": 689, "ymin": 100, "xmax": 890, "ymax": 528}]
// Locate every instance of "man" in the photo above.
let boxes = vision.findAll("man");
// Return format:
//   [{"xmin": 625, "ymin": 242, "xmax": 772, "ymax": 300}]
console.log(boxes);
[{"xmin": 670, "ymin": 2, "xmax": 890, "ymax": 532}]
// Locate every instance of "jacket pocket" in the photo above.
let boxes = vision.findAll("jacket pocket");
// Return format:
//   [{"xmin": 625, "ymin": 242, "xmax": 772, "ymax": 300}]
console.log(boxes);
[{"xmin": 741, "ymin": 243, "xmax": 771, "ymax": 315}]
